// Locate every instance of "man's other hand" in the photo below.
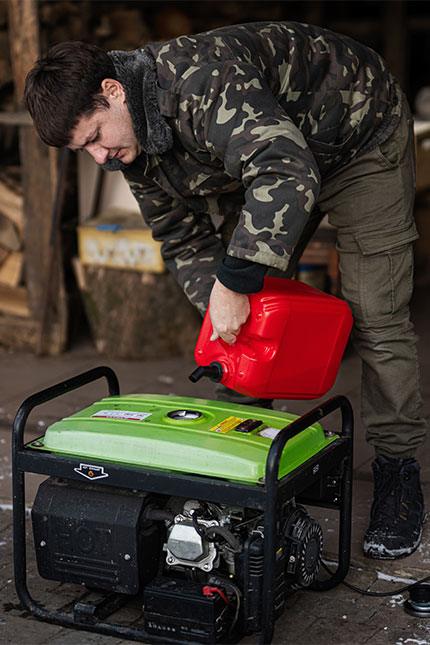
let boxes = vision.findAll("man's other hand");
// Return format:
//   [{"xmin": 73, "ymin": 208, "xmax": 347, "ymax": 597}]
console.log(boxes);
[{"xmin": 209, "ymin": 279, "xmax": 250, "ymax": 344}]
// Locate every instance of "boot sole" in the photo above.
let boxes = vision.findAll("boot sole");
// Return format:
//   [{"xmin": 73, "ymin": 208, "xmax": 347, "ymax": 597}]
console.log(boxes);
[{"xmin": 363, "ymin": 513, "xmax": 426, "ymax": 560}]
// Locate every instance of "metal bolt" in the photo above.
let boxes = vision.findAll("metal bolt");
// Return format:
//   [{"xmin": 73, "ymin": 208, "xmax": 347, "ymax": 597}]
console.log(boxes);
[
  {"xmin": 124, "ymin": 553, "xmax": 131, "ymax": 561},
  {"xmin": 289, "ymin": 555, "xmax": 296, "ymax": 563},
  {"xmin": 203, "ymin": 564, "xmax": 211, "ymax": 571},
  {"xmin": 40, "ymin": 540, "xmax": 46, "ymax": 547},
  {"xmin": 167, "ymin": 557, "xmax": 174, "ymax": 564},
  {"xmin": 32, "ymin": 441, "xmax": 43, "ymax": 447}
]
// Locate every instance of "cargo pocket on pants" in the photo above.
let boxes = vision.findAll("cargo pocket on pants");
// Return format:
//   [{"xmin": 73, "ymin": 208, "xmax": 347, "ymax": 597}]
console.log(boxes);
[{"xmin": 353, "ymin": 221, "xmax": 418, "ymax": 326}]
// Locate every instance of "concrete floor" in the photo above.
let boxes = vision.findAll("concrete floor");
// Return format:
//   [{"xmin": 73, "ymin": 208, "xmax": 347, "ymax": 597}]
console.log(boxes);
[{"xmin": 0, "ymin": 286, "xmax": 429, "ymax": 644}]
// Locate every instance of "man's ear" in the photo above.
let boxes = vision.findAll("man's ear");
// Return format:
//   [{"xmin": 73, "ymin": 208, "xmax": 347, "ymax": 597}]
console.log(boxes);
[{"xmin": 101, "ymin": 78, "xmax": 125, "ymax": 100}]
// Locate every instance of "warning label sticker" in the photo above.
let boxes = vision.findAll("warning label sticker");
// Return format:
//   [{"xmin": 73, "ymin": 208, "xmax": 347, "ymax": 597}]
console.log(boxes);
[
  {"xmin": 209, "ymin": 416, "xmax": 244, "ymax": 434},
  {"xmin": 91, "ymin": 409, "xmax": 151, "ymax": 421}
]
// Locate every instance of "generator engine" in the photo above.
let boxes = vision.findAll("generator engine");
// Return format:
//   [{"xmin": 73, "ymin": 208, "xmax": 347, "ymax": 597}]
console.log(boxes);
[{"xmin": 32, "ymin": 478, "xmax": 324, "ymax": 642}]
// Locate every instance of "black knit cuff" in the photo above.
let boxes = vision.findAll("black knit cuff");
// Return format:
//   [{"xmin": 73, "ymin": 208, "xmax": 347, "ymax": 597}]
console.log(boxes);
[{"xmin": 216, "ymin": 256, "xmax": 268, "ymax": 294}]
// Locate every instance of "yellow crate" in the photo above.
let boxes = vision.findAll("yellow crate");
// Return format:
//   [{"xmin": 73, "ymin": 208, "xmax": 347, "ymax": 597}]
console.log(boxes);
[{"xmin": 77, "ymin": 209, "xmax": 165, "ymax": 274}]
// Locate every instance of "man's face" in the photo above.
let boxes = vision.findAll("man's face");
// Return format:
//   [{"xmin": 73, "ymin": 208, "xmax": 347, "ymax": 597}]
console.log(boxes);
[{"xmin": 68, "ymin": 79, "xmax": 142, "ymax": 165}]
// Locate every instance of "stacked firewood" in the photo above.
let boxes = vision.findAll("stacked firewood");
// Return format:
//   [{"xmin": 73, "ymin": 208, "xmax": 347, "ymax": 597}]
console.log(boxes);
[
  {"xmin": 0, "ymin": 168, "xmax": 29, "ymax": 318},
  {"xmin": 0, "ymin": 3, "xmax": 22, "ymax": 317}
]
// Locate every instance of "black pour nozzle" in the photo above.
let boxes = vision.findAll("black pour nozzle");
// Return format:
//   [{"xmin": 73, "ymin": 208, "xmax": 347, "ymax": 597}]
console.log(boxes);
[{"xmin": 189, "ymin": 362, "xmax": 223, "ymax": 383}]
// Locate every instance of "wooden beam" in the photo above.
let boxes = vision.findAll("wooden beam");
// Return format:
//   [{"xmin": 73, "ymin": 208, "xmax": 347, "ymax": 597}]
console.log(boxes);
[
  {"xmin": 7, "ymin": 0, "xmax": 39, "ymax": 104},
  {"xmin": 7, "ymin": 0, "xmax": 68, "ymax": 354},
  {"xmin": 0, "ymin": 111, "xmax": 33, "ymax": 126},
  {"xmin": 19, "ymin": 130, "xmax": 57, "ymax": 316}
]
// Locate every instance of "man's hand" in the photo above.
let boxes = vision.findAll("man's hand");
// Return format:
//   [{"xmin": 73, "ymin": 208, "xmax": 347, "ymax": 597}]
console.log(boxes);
[{"xmin": 209, "ymin": 278, "xmax": 250, "ymax": 344}]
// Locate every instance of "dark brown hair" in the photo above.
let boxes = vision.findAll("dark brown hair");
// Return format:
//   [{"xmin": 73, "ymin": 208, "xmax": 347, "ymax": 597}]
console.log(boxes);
[{"xmin": 24, "ymin": 42, "xmax": 117, "ymax": 147}]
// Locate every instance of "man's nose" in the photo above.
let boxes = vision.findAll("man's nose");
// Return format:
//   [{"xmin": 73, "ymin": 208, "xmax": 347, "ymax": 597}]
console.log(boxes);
[{"xmin": 86, "ymin": 143, "xmax": 109, "ymax": 164}]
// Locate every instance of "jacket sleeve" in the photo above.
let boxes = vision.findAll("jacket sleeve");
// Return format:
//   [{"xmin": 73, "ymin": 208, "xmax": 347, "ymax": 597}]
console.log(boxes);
[
  {"xmin": 124, "ymin": 174, "xmax": 225, "ymax": 314},
  {"xmin": 177, "ymin": 61, "xmax": 321, "ymax": 272}
]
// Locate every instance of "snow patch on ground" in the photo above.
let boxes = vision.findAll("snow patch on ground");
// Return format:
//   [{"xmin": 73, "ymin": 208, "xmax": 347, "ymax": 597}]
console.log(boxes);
[
  {"xmin": 388, "ymin": 594, "xmax": 405, "ymax": 608},
  {"xmin": 0, "ymin": 503, "xmax": 31, "ymax": 514},
  {"xmin": 377, "ymin": 571, "xmax": 418, "ymax": 585}
]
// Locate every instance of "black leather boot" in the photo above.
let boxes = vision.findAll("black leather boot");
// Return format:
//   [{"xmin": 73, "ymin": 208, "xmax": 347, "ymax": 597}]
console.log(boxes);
[{"xmin": 363, "ymin": 455, "xmax": 426, "ymax": 559}]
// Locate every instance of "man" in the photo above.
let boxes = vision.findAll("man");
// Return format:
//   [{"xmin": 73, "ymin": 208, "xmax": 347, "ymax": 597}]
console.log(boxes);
[{"xmin": 24, "ymin": 21, "xmax": 427, "ymax": 559}]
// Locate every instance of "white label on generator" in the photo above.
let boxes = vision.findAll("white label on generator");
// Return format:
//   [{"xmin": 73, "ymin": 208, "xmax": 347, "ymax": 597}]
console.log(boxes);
[
  {"xmin": 91, "ymin": 409, "xmax": 151, "ymax": 421},
  {"xmin": 258, "ymin": 427, "xmax": 281, "ymax": 440}
]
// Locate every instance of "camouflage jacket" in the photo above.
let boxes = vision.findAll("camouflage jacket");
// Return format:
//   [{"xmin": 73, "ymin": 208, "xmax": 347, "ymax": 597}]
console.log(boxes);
[{"xmin": 109, "ymin": 21, "xmax": 402, "ymax": 314}]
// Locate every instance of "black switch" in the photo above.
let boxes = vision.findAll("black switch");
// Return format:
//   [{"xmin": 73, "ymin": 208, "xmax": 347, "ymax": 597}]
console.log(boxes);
[{"xmin": 234, "ymin": 419, "xmax": 263, "ymax": 433}]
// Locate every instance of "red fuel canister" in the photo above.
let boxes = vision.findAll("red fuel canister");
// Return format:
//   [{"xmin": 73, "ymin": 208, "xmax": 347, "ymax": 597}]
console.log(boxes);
[{"xmin": 190, "ymin": 277, "xmax": 353, "ymax": 400}]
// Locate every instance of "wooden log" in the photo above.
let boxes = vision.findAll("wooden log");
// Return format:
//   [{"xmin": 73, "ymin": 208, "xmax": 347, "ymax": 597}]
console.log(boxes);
[
  {"xmin": 0, "ymin": 212, "xmax": 21, "ymax": 251},
  {"xmin": 0, "ymin": 314, "xmax": 38, "ymax": 351},
  {"xmin": 0, "ymin": 283, "xmax": 30, "ymax": 317},
  {"xmin": 0, "ymin": 247, "xmax": 8, "ymax": 266},
  {"xmin": 0, "ymin": 251, "xmax": 23, "ymax": 287},
  {"xmin": 74, "ymin": 260, "xmax": 202, "ymax": 360},
  {"xmin": 0, "ymin": 178, "xmax": 24, "ymax": 232},
  {"xmin": 0, "ymin": 313, "xmax": 64, "ymax": 353}
]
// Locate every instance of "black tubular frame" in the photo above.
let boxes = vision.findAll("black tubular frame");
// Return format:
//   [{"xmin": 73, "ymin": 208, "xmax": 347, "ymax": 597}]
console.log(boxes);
[{"xmin": 12, "ymin": 367, "xmax": 353, "ymax": 645}]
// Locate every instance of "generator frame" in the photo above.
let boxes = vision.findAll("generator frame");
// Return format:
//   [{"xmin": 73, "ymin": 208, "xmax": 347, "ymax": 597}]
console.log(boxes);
[{"xmin": 12, "ymin": 366, "xmax": 353, "ymax": 645}]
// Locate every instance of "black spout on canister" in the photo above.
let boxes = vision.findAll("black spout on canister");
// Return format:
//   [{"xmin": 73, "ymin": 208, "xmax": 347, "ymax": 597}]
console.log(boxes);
[{"xmin": 189, "ymin": 362, "xmax": 223, "ymax": 383}]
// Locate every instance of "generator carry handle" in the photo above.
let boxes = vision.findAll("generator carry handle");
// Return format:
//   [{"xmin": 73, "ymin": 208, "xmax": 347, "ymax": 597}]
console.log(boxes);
[
  {"xmin": 12, "ymin": 366, "xmax": 120, "ymax": 452},
  {"xmin": 260, "ymin": 394, "xmax": 354, "ymax": 645}
]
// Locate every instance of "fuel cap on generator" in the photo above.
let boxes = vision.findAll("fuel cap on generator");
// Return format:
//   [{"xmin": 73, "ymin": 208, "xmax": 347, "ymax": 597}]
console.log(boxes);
[{"xmin": 167, "ymin": 410, "xmax": 203, "ymax": 420}]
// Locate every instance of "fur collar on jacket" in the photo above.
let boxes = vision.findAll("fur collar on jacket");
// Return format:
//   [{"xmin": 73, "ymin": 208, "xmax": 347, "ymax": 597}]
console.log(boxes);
[{"xmin": 101, "ymin": 48, "xmax": 173, "ymax": 171}]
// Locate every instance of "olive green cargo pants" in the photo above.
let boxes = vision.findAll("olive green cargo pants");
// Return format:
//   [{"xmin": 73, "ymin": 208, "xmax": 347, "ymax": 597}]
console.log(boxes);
[
  {"xmin": 219, "ymin": 97, "xmax": 427, "ymax": 458},
  {"xmin": 317, "ymin": 98, "xmax": 427, "ymax": 458}
]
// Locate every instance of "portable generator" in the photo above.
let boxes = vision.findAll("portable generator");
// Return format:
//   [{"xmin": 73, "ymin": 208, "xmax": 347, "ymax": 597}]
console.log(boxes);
[{"xmin": 12, "ymin": 366, "xmax": 353, "ymax": 644}]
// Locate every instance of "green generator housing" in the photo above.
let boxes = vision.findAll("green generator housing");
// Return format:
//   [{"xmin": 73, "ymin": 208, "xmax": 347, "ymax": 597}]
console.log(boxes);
[{"xmin": 29, "ymin": 394, "xmax": 337, "ymax": 484}]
